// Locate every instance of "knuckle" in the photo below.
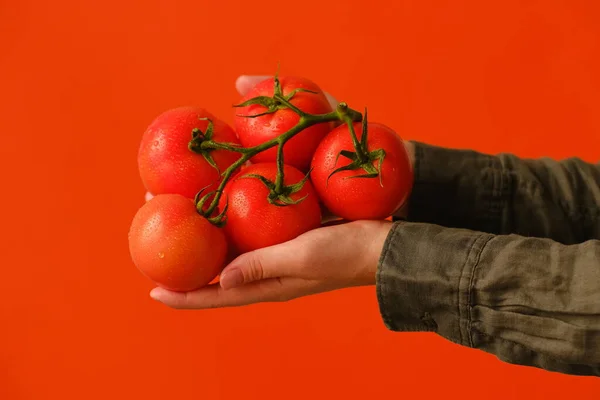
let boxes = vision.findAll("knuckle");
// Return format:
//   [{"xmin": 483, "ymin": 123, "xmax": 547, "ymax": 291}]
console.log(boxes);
[
  {"xmin": 245, "ymin": 253, "xmax": 266, "ymax": 282},
  {"xmin": 292, "ymin": 243, "xmax": 313, "ymax": 272}
]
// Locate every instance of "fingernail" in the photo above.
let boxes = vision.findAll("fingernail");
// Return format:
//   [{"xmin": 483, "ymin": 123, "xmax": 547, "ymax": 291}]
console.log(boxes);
[
  {"xmin": 239, "ymin": 74, "xmax": 270, "ymax": 80},
  {"xmin": 220, "ymin": 268, "xmax": 244, "ymax": 289},
  {"xmin": 149, "ymin": 288, "xmax": 163, "ymax": 301}
]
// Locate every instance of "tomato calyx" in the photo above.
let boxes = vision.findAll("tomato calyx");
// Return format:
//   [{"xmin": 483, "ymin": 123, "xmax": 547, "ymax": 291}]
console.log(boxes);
[
  {"xmin": 233, "ymin": 73, "xmax": 318, "ymax": 119},
  {"xmin": 240, "ymin": 171, "xmax": 312, "ymax": 207},
  {"xmin": 188, "ymin": 118, "xmax": 245, "ymax": 174},
  {"xmin": 187, "ymin": 118, "xmax": 222, "ymax": 174},
  {"xmin": 328, "ymin": 110, "xmax": 387, "ymax": 187}
]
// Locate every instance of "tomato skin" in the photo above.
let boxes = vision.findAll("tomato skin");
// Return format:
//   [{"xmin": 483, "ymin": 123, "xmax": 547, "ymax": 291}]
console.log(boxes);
[
  {"xmin": 234, "ymin": 77, "xmax": 333, "ymax": 171},
  {"xmin": 310, "ymin": 123, "xmax": 413, "ymax": 221},
  {"xmin": 128, "ymin": 194, "xmax": 228, "ymax": 292},
  {"xmin": 138, "ymin": 106, "xmax": 241, "ymax": 199},
  {"xmin": 218, "ymin": 163, "xmax": 322, "ymax": 254}
]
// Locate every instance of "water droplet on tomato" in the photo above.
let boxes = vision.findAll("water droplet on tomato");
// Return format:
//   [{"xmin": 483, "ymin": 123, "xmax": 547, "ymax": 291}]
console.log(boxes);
[{"xmin": 158, "ymin": 252, "xmax": 165, "ymax": 259}]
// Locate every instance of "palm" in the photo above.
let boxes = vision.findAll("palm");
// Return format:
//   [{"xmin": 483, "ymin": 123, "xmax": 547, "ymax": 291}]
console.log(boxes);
[{"xmin": 149, "ymin": 220, "xmax": 391, "ymax": 309}]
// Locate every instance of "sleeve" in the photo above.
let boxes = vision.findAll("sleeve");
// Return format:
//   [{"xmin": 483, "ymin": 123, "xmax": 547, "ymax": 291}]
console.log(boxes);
[
  {"xmin": 404, "ymin": 142, "xmax": 600, "ymax": 244},
  {"xmin": 376, "ymin": 221, "xmax": 600, "ymax": 376}
]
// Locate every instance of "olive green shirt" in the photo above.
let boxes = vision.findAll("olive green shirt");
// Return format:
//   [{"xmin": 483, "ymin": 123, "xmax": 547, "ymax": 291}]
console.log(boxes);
[{"xmin": 378, "ymin": 142, "xmax": 600, "ymax": 376}]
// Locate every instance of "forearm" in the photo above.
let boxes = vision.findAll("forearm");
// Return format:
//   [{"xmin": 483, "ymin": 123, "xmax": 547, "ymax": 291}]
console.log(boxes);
[
  {"xmin": 404, "ymin": 142, "xmax": 600, "ymax": 243},
  {"xmin": 376, "ymin": 221, "xmax": 600, "ymax": 376}
]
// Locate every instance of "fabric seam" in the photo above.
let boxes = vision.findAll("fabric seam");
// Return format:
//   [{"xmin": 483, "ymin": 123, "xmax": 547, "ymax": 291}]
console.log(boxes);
[
  {"xmin": 376, "ymin": 221, "xmax": 402, "ymax": 330},
  {"xmin": 466, "ymin": 234, "xmax": 494, "ymax": 348},
  {"xmin": 457, "ymin": 233, "xmax": 482, "ymax": 346}
]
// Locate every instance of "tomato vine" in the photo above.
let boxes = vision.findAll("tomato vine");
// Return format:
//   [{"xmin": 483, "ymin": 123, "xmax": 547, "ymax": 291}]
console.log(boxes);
[{"xmin": 187, "ymin": 73, "xmax": 378, "ymax": 227}]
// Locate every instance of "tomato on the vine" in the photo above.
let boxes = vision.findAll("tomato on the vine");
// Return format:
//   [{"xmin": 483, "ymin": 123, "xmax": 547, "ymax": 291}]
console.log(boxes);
[
  {"xmin": 234, "ymin": 77, "xmax": 333, "ymax": 171},
  {"xmin": 218, "ymin": 163, "xmax": 322, "ymax": 254},
  {"xmin": 310, "ymin": 122, "xmax": 413, "ymax": 221},
  {"xmin": 138, "ymin": 106, "xmax": 241, "ymax": 199},
  {"xmin": 128, "ymin": 194, "xmax": 228, "ymax": 292}
]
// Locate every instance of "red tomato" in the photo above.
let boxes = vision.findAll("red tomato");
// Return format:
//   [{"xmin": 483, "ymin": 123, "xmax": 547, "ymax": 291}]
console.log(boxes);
[
  {"xmin": 138, "ymin": 106, "xmax": 241, "ymax": 199},
  {"xmin": 310, "ymin": 122, "xmax": 413, "ymax": 220},
  {"xmin": 128, "ymin": 194, "xmax": 228, "ymax": 292},
  {"xmin": 234, "ymin": 77, "xmax": 333, "ymax": 171},
  {"xmin": 218, "ymin": 163, "xmax": 321, "ymax": 254}
]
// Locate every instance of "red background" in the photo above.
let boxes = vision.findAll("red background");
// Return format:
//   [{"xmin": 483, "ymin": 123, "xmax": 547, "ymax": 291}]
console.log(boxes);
[{"xmin": 1, "ymin": 1, "xmax": 599, "ymax": 399}]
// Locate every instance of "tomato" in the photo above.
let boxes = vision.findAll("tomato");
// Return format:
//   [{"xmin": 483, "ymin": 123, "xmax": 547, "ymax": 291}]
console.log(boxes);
[
  {"xmin": 128, "ymin": 194, "xmax": 228, "ymax": 292},
  {"xmin": 310, "ymin": 122, "xmax": 413, "ymax": 221},
  {"xmin": 234, "ymin": 77, "xmax": 333, "ymax": 171},
  {"xmin": 218, "ymin": 163, "xmax": 321, "ymax": 254},
  {"xmin": 138, "ymin": 106, "xmax": 241, "ymax": 199}
]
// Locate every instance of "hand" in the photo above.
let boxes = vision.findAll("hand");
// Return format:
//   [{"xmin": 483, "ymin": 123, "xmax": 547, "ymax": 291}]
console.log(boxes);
[
  {"xmin": 149, "ymin": 219, "xmax": 393, "ymax": 309},
  {"xmin": 145, "ymin": 75, "xmax": 409, "ymax": 309}
]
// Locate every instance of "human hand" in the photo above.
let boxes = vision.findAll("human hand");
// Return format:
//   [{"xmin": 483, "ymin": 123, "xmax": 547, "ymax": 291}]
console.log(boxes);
[
  {"xmin": 149, "ymin": 219, "xmax": 393, "ymax": 309},
  {"xmin": 144, "ymin": 75, "xmax": 409, "ymax": 309}
]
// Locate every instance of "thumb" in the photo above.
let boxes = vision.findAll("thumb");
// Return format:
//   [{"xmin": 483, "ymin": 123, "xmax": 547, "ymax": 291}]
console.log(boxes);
[
  {"xmin": 219, "ymin": 244, "xmax": 294, "ymax": 290},
  {"xmin": 235, "ymin": 75, "xmax": 339, "ymax": 110}
]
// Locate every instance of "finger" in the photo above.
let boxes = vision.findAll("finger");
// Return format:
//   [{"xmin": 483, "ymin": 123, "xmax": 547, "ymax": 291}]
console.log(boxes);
[
  {"xmin": 149, "ymin": 277, "xmax": 311, "ymax": 309},
  {"xmin": 219, "ymin": 241, "xmax": 303, "ymax": 289},
  {"xmin": 145, "ymin": 192, "xmax": 154, "ymax": 202},
  {"xmin": 324, "ymin": 92, "xmax": 339, "ymax": 109},
  {"xmin": 235, "ymin": 75, "xmax": 270, "ymax": 96}
]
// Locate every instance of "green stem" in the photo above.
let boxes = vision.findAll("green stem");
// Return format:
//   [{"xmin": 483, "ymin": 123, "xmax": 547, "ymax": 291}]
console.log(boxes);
[
  {"xmin": 201, "ymin": 104, "xmax": 362, "ymax": 218},
  {"xmin": 275, "ymin": 94, "xmax": 307, "ymax": 117},
  {"xmin": 274, "ymin": 139, "xmax": 285, "ymax": 193},
  {"xmin": 200, "ymin": 141, "xmax": 249, "ymax": 153},
  {"xmin": 343, "ymin": 117, "xmax": 367, "ymax": 161}
]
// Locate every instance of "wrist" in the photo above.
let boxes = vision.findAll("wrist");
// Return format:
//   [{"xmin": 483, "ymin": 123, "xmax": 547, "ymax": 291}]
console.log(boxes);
[{"xmin": 355, "ymin": 220, "xmax": 394, "ymax": 286}]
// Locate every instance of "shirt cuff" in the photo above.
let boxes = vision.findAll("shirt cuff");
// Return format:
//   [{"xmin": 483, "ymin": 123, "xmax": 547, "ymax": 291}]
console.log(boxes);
[{"xmin": 376, "ymin": 221, "xmax": 493, "ymax": 346}]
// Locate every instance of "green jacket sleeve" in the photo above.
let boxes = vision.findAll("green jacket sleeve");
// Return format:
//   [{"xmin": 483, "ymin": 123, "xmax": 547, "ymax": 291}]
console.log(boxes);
[
  {"xmin": 376, "ymin": 221, "xmax": 600, "ymax": 376},
  {"xmin": 404, "ymin": 142, "xmax": 600, "ymax": 243}
]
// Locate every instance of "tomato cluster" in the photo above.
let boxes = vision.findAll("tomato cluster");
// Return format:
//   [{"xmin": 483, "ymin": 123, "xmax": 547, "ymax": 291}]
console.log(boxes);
[{"xmin": 128, "ymin": 75, "xmax": 413, "ymax": 292}]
